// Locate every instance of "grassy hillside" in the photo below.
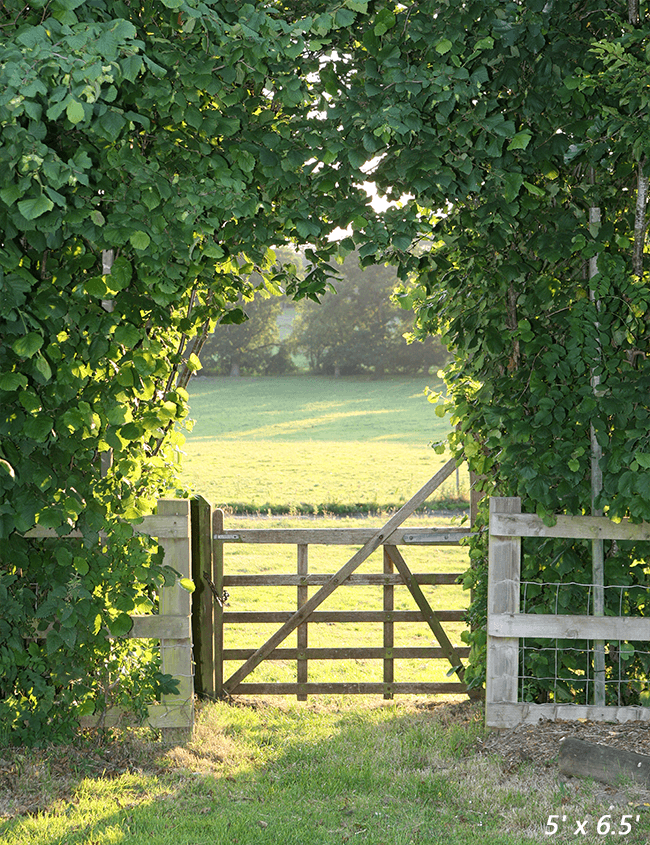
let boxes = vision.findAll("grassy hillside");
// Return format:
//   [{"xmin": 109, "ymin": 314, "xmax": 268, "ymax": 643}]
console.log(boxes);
[{"xmin": 179, "ymin": 375, "xmax": 467, "ymax": 513}]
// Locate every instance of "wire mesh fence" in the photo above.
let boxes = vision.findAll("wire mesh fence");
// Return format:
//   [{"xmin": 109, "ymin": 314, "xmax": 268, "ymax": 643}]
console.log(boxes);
[{"xmin": 519, "ymin": 580, "xmax": 650, "ymax": 707}]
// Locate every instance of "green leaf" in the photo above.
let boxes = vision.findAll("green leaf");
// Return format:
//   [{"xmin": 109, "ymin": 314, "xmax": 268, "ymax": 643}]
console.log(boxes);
[
  {"xmin": 114, "ymin": 324, "xmax": 142, "ymax": 348},
  {"xmin": 12, "ymin": 332, "xmax": 43, "ymax": 358},
  {"xmin": 120, "ymin": 422, "xmax": 144, "ymax": 440},
  {"xmin": 32, "ymin": 354, "xmax": 52, "ymax": 382},
  {"xmin": 523, "ymin": 181, "xmax": 545, "ymax": 197},
  {"xmin": 0, "ymin": 459, "xmax": 15, "ymax": 479},
  {"xmin": 66, "ymin": 99, "xmax": 85, "ymax": 125},
  {"xmin": 507, "ymin": 131, "xmax": 532, "ymax": 151},
  {"xmin": 335, "ymin": 8, "xmax": 356, "ymax": 27},
  {"xmin": 108, "ymin": 612, "xmax": 133, "ymax": 637},
  {"xmin": 0, "ymin": 185, "xmax": 22, "ymax": 207},
  {"xmin": 435, "ymin": 39, "xmax": 453, "ymax": 55},
  {"xmin": 374, "ymin": 8, "xmax": 396, "ymax": 36},
  {"xmin": 344, "ymin": 0, "xmax": 368, "ymax": 10},
  {"xmin": 17, "ymin": 195, "xmax": 54, "ymax": 220},
  {"xmin": 129, "ymin": 231, "xmax": 151, "ymax": 250},
  {"xmin": 24, "ymin": 415, "xmax": 53, "ymax": 442},
  {"xmin": 186, "ymin": 353, "xmax": 202, "ymax": 372},
  {"xmin": 160, "ymin": 0, "xmax": 183, "ymax": 6},
  {"xmin": 179, "ymin": 577, "xmax": 195, "ymax": 593},
  {"xmin": 502, "ymin": 172, "xmax": 524, "ymax": 202},
  {"xmin": 0, "ymin": 372, "xmax": 28, "ymax": 391},
  {"xmin": 73, "ymin": 556, "xmax": 90, "ymax": 576},
  {"xmin": 619, "ymin": 642, "xmax": 634, "ymax": 662},
  {"xmin": 633, "ymin": 453, "xmax": 650, "ymax": 469}
]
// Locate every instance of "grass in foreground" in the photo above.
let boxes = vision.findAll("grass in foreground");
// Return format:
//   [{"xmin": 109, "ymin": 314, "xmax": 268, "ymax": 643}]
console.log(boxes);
[
  {"xmin": 2, "ymin": 699, "xmax": 647, "ymax": 845},
  {"xmin": 180, "ymin": 376, "xmax": 468, "ymax": 513}
]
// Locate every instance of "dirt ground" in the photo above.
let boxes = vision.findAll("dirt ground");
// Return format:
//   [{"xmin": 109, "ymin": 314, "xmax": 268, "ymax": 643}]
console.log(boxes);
[{"xmin": 476, "ymin": 711, "xmax": 650, "ymax": 806}]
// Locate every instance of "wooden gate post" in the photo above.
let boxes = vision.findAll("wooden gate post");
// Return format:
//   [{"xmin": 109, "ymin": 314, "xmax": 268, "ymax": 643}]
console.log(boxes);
[
  {"xmin": 191, "ymin": 497, "xmax": 214, "ymax": 699},
  {"xmin": 213, "ymin": 508, "xmax": 225, "ymax": 699},
  {"xmin": 486, "ymin": 497, "xmax": 521, "ymax": 728}
]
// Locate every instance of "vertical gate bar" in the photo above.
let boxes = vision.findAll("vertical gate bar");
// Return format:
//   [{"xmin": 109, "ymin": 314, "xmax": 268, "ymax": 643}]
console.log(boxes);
[
  {"xmin": 486, "ymin": 497, "xmax": 521, "ymax": 728},
  {"xmin": 213, "ymin": 508, "xmax": 225, "ymax": 699},
  {"xmin": 383, "ymin": 546, "xmax": 394, "ymax": 699},
  {"xmin": 191, "ymin": 497, "xmax": 215, "ymax": 699},
  {"xmin": 297, "ymin": 544, "xmax": 308, "ymax": 701}
]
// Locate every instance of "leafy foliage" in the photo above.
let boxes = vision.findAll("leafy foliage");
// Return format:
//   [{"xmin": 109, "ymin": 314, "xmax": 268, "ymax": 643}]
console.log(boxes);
[
  {"xmin": 0, "ymin": 0, "xmax": 372, "ymax": 742},
  {"xmin": 199, "ymin": 294, "xmax": 286, "ymax": 376}
]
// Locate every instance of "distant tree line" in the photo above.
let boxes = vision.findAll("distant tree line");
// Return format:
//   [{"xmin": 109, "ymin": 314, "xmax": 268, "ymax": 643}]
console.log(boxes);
[{"xmin": 199, "ymin": 252, "xmax": 449, "ymax": 377}]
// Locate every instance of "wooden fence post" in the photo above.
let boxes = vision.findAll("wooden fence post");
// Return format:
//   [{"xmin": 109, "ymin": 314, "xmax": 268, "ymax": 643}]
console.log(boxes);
[
  {"xmin": 297, "ymin": 544, "xmax": 308, "ymax": 701},
  {"xmin": 157, "ymin": 499, "xmax": 194, "ymax": 740},
  {"xmin": 213, "ymin": 508, "xmax": 225, "ymax": 699},
  {"xmin": 486, "ymin": 497, "xmax": 521, "ymax": 729},
  {"xmin": 191, "ymin": 497, "xmax": 214, "ymax": 699}
]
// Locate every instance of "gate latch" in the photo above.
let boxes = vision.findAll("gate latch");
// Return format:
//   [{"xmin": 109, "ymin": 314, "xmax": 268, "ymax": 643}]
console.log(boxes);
[{"xmin": 203, "ymin": 572, "xmax": 230, "ymax": 607}]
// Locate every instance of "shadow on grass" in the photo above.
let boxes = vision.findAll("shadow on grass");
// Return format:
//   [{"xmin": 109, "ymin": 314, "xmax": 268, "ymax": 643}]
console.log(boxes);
[{"xmin": 1, "ymin": 698, "xmax": 647, "ymax": 845}]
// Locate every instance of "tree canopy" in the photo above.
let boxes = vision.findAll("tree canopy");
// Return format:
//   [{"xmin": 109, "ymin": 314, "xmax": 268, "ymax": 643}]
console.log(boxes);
[{"xmin": 0, "ymin": 0, "xmax": 375, "ymax": 741}]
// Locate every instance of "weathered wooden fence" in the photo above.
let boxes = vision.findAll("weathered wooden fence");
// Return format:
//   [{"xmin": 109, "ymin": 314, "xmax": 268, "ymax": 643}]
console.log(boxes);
[
  {"xmin": 192, "ymin": 459, "xmax": 476, "ymax": 700},
  {"xmin": 25, "ymin": 499, "xmax": 194, "ymax": 735},
  {"xmin": 487, "ymin": 497, "xmax": 650, "ymax": 728}
]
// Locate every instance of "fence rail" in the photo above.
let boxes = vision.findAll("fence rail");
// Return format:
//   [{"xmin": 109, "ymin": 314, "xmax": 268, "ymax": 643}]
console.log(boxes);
[{"xmin": 487, "ymin": 497, "xmax": 650, "ymax": 729}]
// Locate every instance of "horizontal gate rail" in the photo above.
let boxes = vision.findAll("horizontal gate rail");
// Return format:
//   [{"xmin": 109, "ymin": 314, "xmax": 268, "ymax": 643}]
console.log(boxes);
[
  {"xmin": 223, "ymin": 573, "xmax": 462, "ymax": 587},
  {"xmin": 232, "ymin": 682, "xmax": 468, "ymax": 696},
  {"xmin": 224, "ymin": 610, "xmax": 465, "ymax": 623},
  {"xmin": 223, "ymin": 647, "xmax": 470, "ymax": 660},
  {"xmin": 216, "ymin": 528, "xmax": 472, "ymax": 545}
]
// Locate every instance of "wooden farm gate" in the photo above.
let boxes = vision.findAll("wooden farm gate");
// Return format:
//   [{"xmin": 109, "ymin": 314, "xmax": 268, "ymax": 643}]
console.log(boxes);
[
  {"xmin": 191, "ymin": 459, "xmax": 476, "ymax": 700},
  {"xmin": 487, "ymin": 497, "xmax": 650, "ymax": 728}
]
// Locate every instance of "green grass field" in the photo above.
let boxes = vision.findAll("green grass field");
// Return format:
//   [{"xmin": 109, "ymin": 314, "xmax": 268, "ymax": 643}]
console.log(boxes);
[{"xmin": 180, "ymin": 375, "xmax": 467, "ymax": 514}]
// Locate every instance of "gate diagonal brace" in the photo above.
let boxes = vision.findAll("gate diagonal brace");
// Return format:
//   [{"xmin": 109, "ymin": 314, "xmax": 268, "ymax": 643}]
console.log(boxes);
[
  {"xmin": 383, "ymin": 544, "xmax": 468, "ymax": 687},
  {"xmin": 203, "ymin": 571, "xmax": 229, "ymax": 608}
]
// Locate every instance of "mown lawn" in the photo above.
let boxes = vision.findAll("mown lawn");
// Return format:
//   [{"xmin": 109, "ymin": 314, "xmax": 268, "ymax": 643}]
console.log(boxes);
[{"xmin": 179, "ymin": 375, "xmax": 467, "ymax": 513}]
